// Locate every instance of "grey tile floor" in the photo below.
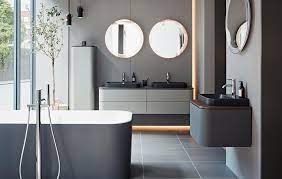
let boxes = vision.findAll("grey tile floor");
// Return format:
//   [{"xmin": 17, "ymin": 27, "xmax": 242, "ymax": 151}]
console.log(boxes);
[{"xmin": 131, "ymin": 132, "xmax": 237, "ymax": 179}]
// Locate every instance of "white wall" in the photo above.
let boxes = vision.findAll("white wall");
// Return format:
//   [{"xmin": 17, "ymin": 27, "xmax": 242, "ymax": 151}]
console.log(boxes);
[{"xmin": 226, "ymin": 0, "xmax": 262, "ymax": 178}]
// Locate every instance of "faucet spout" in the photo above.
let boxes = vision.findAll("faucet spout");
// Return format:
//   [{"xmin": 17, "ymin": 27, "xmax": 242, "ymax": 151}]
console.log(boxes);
[
  {"xmin": 166, "ymin": 72, "xmax": 170, "ymax": 84},
  {"xmin": 122, "ymin": 72, "xmax": 126, "ymax": 84},
  {"xmin": 222, "ymin": 79, "xmax": 236, "ymax": 97}
]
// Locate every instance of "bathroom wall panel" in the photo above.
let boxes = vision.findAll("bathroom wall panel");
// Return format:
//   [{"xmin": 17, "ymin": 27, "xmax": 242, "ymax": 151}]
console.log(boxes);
[
  {"xmin": 226, "ymin": 0, "xmax": 262, "ymax": 178},
  {"xmin": 71, "ymin": 0, "xmax": 192, "ymax": 85},
  {"xmin": 36, "ymin": 0, "xmax": 192, "ymax": 105},
  {"xmin": 130, "ymin": 0, "xmax": 192, "ymax": 84}
]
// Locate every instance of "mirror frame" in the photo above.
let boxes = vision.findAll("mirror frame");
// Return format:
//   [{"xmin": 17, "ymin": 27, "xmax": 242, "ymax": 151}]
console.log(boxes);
[
  {"xmin": 149, "ymin": 19, "xmax": 189, "ymax": 59},
  {"xmin": 226, "ymin": 0, "xmax": 251, "ymax": 54},
  {"xmin": 105, "ymin": 19, "xmax": 144, "ymax": 58}
]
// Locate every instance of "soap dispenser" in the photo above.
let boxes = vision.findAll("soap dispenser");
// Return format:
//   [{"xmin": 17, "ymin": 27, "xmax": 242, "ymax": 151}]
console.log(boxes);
[
  {"xmin": 238, "ymin": 81, "xmax": 245, "ymax": 98},
  {"xmin": 132, "ymin": 72, "xmax": 136, "ymax": 83}
]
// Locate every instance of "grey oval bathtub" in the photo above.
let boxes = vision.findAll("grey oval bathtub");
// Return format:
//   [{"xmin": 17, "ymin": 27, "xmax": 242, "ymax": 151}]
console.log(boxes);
[{"xmin": 0, "ymin": 110, "xmax": 132, "ymax": 179}]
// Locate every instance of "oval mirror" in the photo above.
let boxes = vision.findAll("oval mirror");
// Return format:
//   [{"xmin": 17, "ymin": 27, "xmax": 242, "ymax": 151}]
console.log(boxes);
[
  {"xmin": 105, "ymin": 19, "xmax": 144, "ymax": 58},
  {"xmin": 149, "ymin": 19, "xmax": 188, "ymax": 59},
  {"xmin": 226, "ymin": 0, "xmax": 251, "ymax": 54}
]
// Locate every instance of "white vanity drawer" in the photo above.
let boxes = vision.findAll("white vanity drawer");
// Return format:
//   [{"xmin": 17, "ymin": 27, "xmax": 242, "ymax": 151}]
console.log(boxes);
[
  {"xmin": 99, "ymin": 102, "xmax": 146, "ymax": 114},
  {"xmin": 147, "ymin": 90, "xmax": 192, "ymax": 102},
  {"xmin": 99, "ymin": 89, "xmax": 146, "ymax": 102},
  {"xmin": 147, "ymin": 102, "xmax": 190, "ymax": 114}
]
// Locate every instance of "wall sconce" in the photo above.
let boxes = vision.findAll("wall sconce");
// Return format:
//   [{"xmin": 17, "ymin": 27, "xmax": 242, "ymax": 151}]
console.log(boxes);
[
  {"xmin": 66, "ymin": 0, "xmax": 72, "ymax": 26},
  {"xmin": 77, "ymin": 6, "xmax": 84, "ymax": 18},
  {"xmin": 66, "ymin": 13, "xmax": 72, "ymax": 26}
]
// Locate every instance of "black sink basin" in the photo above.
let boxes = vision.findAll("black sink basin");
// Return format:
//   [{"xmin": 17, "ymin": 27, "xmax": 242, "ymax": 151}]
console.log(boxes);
[
  {"xmin": 105, "ymin": 82, "xmax": 141, "ymax": 88},
  {"xmin": 151, "ymin": 82, "xmax": 187, "ymax": 88},
  {"xmin": 198, "ymin": 94, "xmax": 250, "ymax": 106}
]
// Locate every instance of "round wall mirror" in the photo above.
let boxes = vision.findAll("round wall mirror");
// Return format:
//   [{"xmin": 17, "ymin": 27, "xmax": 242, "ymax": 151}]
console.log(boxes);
[
  {"xmin": 149, "ymin": 19, "xmax": 188, "ymax": 59},
  {"xmin": 226, "ymin": 0, "xmax": 251, "ymax": 54},
  {"xmin": 105, "ymin": 19, "xmax": 144, "ymax": 58}
]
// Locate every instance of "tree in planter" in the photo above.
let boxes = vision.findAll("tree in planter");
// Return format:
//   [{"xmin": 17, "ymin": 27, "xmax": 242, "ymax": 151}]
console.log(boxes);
[
  {"xmin": 33, "ymin": 4, "xmax": 64, "ymax": 106},
  {"xmin": 0, "ymin": 0, "xmax": 13, "ymax": 70}
]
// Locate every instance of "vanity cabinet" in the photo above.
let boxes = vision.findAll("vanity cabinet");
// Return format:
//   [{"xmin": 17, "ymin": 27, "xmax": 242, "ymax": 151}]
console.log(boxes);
[
  {"xmin": 99, "ymin": 88, "xmax": 193, "ymax": 114},
  {"xmin": 99, "ymin": 89, "xmax": 146, "ymax": 114},
  {"xmin": 147, "ymin": 90, "xmax": 192, "ymax": 114}
]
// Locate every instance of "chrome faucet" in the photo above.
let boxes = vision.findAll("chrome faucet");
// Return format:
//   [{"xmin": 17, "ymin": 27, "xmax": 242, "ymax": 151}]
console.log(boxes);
[
  {"xmin": 222, "ymin": 79, "xmax": 236, "ymax": 97},
  {"xmin": 122, "ymin": 72, "xmax": 126, "ymax": 84},
  {"xmin": 166, "ymin": 72, "xmax": 170, "ymax": 84}
]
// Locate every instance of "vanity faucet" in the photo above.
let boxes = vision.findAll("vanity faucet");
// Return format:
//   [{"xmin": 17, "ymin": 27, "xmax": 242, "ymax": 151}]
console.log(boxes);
[
  {"xmin": 122, "ymin": 72, "xmax": 126, "ymax": 84},
  {"xmin": 166, "ymin": 72, "xmax": 170, "ymax": 84},
  {"xmin": 222, "ymin": 79, "xmax": 236, "ymax": 96}
]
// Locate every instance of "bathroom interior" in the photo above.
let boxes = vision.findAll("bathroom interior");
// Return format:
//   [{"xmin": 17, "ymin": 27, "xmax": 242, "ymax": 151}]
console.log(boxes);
[{"xmin": 0, "ymin": 0, "xmax": 281, "ymax": 178}]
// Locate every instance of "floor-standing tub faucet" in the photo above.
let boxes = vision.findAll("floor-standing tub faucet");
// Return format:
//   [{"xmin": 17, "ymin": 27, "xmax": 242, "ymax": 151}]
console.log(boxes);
[
  {"xmin": 19, "ymin": 85, "xmax": 61, "ymax": 179},
  {"xmin": 35, "ymin": 89, "xmax": 42, "ymax": 179}
]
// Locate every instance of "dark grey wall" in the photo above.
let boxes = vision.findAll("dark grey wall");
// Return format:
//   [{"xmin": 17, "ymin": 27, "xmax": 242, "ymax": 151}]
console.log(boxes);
[
  {"xmin": 70, "ymin": 0, "xmax": 192, "ymax": 87},
  {"xmin": 214, "ymin": 0, "xmax": 226, "ymax": 94},
  {"xmin": 194, "ymin": 0, "xmax": 225, "ymax": 95},
  {"xmin": 226, "ymin": 0, "xmax": 262, "ymax": 178},
  {"xmin": 261, "ymin": 1, "xmax": 282, "ymax": 178}
]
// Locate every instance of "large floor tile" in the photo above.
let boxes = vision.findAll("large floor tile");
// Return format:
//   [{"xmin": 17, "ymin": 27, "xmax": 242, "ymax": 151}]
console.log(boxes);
[
  {"xmin": 180, "ymin": 138, "xmax": 203, "ymax": 148},
  {"xmin": 143, "ymin": 162, "xmax": 200, "ymax": 179},
  {"xmin": 141, "ymin": 132, "xmax": 177, "ymax": 140},
  {"xmin": 142, "ymin": 138, "xmax": 181, "ymax": 147},
  {"xmin": 187, "ymin": 148, "xmax": 226, "ymax": 162},
  {"xmin": 142, "ymin": 145, "xmax": 190, "ymax": 162},
  {"xmin": 194, "ymin": 162, "xmax": 237, "ymax": 179}
]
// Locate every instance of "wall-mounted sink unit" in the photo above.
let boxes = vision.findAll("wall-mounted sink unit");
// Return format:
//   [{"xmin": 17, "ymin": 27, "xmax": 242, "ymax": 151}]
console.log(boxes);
[
  {"xmin": 105, "ymin": 82, "xmax": 141, "ymax": 88},
  {"xmin": 99, "ymin": 88, "xmax": 193, "ymax": 114},
  {"xmin": 151, "ymin": 82, "xmax": 188, "ymax": 88},
  {"xmin": 190, "ymin": 96, "xmax": 252, "ymax": 147},
  {"xmin": 198, "ymin": 94, "xmax": 250, "ymax": 106}
]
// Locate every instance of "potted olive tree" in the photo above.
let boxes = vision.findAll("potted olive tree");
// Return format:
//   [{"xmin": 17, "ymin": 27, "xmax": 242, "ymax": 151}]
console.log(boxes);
[{"xmin": 33, "ymin": 4, "xmax": 64, "ymax": 107}]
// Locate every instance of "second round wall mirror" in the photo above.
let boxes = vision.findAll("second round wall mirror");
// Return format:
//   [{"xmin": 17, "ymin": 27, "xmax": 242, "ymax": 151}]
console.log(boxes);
[{"xmin": 149, "ymin": 19, "xmax": 188, "ymax": 59}]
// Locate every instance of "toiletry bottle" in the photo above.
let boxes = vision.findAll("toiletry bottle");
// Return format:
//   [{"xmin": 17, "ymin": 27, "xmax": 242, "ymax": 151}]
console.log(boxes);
[
  {"xmin": 132, "ymin": 72, "xmax": 136, "ymax": 83},
  {"xmin": 238, "ymin": 81, "xmax": 245, "ymax": 98}
]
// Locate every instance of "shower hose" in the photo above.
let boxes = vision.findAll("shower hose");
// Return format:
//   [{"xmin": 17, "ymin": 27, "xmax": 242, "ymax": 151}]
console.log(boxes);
[{"xmin": 19, "ymin": 106, "xmax": 61, "ymax": 179}]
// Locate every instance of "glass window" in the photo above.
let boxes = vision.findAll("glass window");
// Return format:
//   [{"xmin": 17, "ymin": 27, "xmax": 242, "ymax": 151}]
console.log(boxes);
[
  {"xmin": 0, "ymin": 0, "xmax": 14, "ymax": 110},
  {"xmin": 0, "ymin": 0, "xmax": 34, "ymax": 110},
  {"xmin": 21, "ymin": 0, "xmax": 32, "ymax": 109}
]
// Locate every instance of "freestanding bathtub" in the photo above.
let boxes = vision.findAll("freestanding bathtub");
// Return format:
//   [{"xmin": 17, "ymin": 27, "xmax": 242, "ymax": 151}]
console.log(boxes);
[{"xmin": 0, "ymin": 110, "xmax": 132, "ymax": 179}]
